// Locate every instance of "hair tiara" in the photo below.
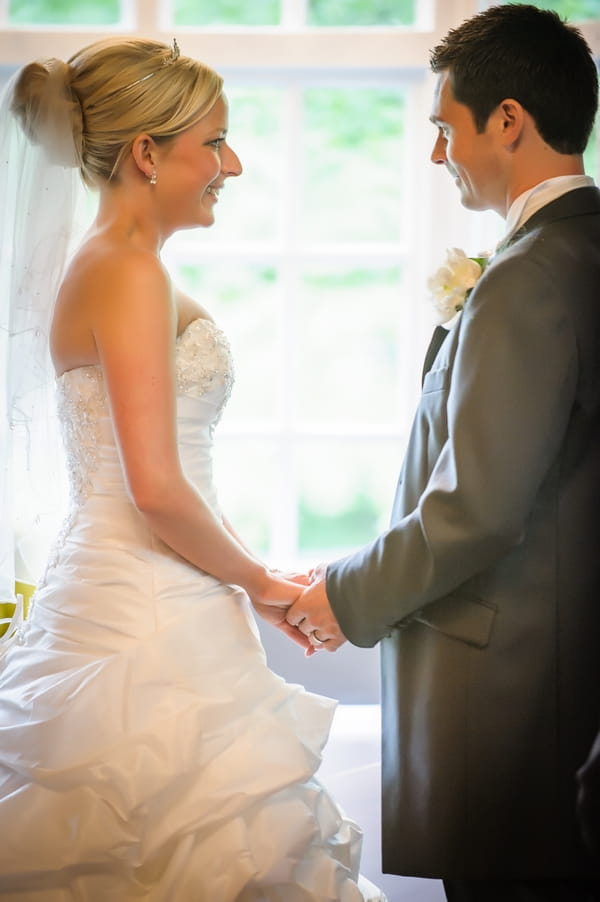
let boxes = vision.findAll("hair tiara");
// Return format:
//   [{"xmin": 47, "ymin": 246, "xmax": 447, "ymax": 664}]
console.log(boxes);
[{"xmin": 123, "ymin": 38, "xmax": 180, "ymax": 91}]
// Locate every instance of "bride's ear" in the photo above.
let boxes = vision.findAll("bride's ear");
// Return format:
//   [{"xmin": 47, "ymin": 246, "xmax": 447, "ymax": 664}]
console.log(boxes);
[{"xmin": 130, "ymin": 134, "xmax": 158, "ymax": 182}]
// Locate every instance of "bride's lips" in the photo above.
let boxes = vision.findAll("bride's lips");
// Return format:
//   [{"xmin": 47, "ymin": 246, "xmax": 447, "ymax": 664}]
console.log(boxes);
[{"xmin": 206, "ymin": 185, "xmax": 221, "ymax": 200}]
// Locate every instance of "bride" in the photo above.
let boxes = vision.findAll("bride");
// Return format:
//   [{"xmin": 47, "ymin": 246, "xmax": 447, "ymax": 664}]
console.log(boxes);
[{"xmin": 0, "ymin": 36, "xmax": 385, "ymax": 901}]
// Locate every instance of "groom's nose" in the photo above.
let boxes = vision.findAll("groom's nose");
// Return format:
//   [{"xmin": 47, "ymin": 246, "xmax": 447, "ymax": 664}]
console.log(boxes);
[{"xmin": 430, "ymin": 133, "xmax": 447, "ymax": 165}]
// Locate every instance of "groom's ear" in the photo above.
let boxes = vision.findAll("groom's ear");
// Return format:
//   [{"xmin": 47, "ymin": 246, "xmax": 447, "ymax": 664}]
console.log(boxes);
[{"xmin": 494, "ymin": 98, "xmax": 525, "ymax": 149}]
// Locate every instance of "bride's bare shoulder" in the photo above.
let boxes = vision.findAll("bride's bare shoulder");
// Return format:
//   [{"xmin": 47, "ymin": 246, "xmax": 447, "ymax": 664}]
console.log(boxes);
[
  {"xmin": 57, "ymin": 236, "xmax": 172, "ymax": 330},
  {"xmin": 51, "ymin": 236, "xmax": 173, "ymax": 374},
  {"xmin": 65, "ymin": 235, "xmax": 167, "ymax": 293}
]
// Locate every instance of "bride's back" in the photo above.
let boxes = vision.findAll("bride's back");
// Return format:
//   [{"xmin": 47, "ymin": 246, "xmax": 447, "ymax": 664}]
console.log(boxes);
[{"xmin": 50, "ymin": 226, "xmax": 169, "ymax": 378}]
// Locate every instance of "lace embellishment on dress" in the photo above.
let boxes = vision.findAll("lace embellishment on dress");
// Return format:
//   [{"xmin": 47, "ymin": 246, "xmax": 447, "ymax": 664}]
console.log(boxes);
[
  {"xmin": 33, "ymin": 368, "xmax": 107, "ymax": 602},
  {"xmin": 56, "ymin": 318, "xmax": 234, "ymax": 510},
  {"xmin": 176, "ymin": 318, "xmax": 234, "ymax": 421},
  {"xmin": 56, "ymin": 366, "xmax": 106, "ymax": 507}
]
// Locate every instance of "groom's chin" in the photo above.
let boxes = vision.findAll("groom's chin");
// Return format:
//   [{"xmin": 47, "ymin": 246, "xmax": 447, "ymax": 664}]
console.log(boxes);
[{"xmin": 459, "ymin": 191, "xmax": 487, "ymax": 213}]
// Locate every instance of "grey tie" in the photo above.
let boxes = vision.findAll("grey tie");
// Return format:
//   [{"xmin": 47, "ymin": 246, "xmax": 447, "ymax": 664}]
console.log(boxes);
[{"xmin": 494, "ymin": 222, "xmax": 529, "ymax": 258}]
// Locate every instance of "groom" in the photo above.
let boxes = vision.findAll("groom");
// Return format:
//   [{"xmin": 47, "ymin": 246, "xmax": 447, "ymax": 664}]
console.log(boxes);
[{"xmin": 282, "ymin": 5, "xmax": 600, "ymax": 901}]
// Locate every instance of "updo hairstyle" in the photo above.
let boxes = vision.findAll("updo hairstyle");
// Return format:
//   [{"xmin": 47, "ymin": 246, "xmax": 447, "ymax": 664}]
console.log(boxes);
[{"xmin": 11, "ymin": 38, "xmax": 223, "ymax": 187}]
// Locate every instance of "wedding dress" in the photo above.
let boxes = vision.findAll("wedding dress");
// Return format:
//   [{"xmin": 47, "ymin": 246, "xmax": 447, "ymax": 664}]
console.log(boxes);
[{"xmin": 0, "ymin": 316, "xmax": 385, "ymax": 902}]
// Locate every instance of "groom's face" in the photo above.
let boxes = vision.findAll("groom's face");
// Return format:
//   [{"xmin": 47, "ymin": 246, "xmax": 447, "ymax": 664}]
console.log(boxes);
[{"xmin": 430, "ymin": 71, "xmax": 505, "ymax": 215}]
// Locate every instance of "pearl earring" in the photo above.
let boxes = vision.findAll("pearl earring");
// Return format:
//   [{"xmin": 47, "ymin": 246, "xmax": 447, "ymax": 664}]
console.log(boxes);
[{"xmin": 149, "ymin": 170, "xmax": 157, "ymax": 186}]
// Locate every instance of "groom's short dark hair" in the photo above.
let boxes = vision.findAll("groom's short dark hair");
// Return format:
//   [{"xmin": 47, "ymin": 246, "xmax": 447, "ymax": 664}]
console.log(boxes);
[{"xmin": 429, "ymin": 3, "xmax": 598, "ymax": 155}]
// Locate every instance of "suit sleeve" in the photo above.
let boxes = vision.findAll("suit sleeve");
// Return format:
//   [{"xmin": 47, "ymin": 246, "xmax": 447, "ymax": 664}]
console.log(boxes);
[
  {"xmin": 326, "ymin": 250, "xmax": 578, "ymax": 647},
  {"xmin": 578, "ymin": 726, "xmax": 600, "ymax": 855}
]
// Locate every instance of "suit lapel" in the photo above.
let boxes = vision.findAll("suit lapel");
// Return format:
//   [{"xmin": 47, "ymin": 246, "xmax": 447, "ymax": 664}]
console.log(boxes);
[
  {"xmin": 421, "ymin": 189, "xmax": 600, "ymax": 389},
  {"xmin": 497, "ymin": 186, "xmax": 600, "ymax": 256},
  {"xmin": 422, "ymin": 325, "xmax": 448, "ymax": 385}
]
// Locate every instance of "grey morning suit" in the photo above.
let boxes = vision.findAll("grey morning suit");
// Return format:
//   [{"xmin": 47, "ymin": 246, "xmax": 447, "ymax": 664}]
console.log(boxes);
[{"xmin": 327, "ymin": 187, "xmax": 600, "ymax": 879}]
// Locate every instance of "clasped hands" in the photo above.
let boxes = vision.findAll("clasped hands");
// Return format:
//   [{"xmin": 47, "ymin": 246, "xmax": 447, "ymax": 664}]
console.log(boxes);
[{"xmin": 254, "ymin": 563, "xmax": 347, "ymax": 657}]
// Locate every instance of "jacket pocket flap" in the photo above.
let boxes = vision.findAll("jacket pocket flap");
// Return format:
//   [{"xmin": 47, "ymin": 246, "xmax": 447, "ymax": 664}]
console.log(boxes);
[
  {"xmin": 414, "ymin": 594, "xmax": 496, "ymax": 648},
  {"xmin": 422, "ymin": 367, "xmax": 447, "ymax": 394}
]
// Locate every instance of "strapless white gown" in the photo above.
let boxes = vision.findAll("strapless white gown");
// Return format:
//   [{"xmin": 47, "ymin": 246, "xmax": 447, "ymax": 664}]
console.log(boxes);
[{"xmin": 0, "ymin": 319, "xmax": 385, "ymax": 901}]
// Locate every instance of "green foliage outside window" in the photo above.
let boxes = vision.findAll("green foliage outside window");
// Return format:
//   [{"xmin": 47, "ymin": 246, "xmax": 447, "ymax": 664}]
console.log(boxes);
[
  {"xmin": 172, "ymin": 0, "xmax": 416, "ymax": 26},
  {"xmin": 584, "ymin": 117, "xmax": 598, "ymax": 176},
  {"xmin": 173, "ymin": 0, "xmax": 279, "ymax": 26},
  {"xmin": 298, "ymin": 491, "xmax": 380, "ymax": 551},
  {"xmin": 172, "ymin": 261, "xmax": 281, "ymax": 424},
  {"xmin": 305, "ymin": 86, "xmax": 403, "ymax": 150},
  {"xmin": 302, "ymin": 87, "xmax": 405, "ymax": 242},
  {"xmin": 504, "ymin": 0, "xmax": 600, "ymax": 19},
  {"xmin": 296, "ymin": 441, "xmax": 401, "ymax": 554},
  {"xmin": 308, "ymin": 0, "xmax": 416, "ymax": 26},
  {"xmin": 8, "ymin": 0, "xmax": 600, "ymax": 26},
  {"xmin": 9, "ymin": 0, "xmax": 119, "ymax": 24},
  {"xmin": 296, "ymin": 266, "xmax": 404, "ymax": 425},
  {"xmin": 211, "ymin": 440, "xmax": 275, "ymax": 554}
]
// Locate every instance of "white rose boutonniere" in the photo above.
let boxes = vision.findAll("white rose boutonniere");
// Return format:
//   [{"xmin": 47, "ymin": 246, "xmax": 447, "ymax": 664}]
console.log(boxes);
[{"xmin": 428, "ymin": 247, "xmax": 489, "ymax": 324}]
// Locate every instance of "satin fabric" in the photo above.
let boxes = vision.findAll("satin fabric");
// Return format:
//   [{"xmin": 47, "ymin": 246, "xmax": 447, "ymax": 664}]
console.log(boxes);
[{"xmin": 0, "ymin": 318, "xmax": 385, "ymax": 902}]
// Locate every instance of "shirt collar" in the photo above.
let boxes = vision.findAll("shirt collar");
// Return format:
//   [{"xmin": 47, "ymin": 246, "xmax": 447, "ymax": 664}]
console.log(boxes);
[{"xmin": 503, "ymin": 174, "xmax": 595, "ymax": 242}]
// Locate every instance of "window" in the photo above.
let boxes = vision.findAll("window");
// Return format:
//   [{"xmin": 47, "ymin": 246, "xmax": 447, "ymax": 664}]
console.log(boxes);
[
  {"xmin": 171, "ymin": 0, "xmax": 419, "ymax": 26},
  {"xmin": 494, "ymin": 0, "xmax": 600, "ymax": 19},
  {"xmin": 161, "ymin": 74, "xmax": 413, "ymax": 573},
  {"xmin": 2, "ymin": 0, "xmax": 599, "ymax": 701},
  {"xmin": 7, "ymin": 0, "xmax": 122, "ymax": 25}
]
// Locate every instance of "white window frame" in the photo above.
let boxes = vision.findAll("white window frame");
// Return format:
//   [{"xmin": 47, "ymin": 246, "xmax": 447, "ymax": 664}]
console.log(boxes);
[
  {"xmin": 0, "ymin": 0, "xmax": 598, "ymax": 703},
  {"xmin": 1, "ymin": 0, "xmax": 598, "ymax": 567}
]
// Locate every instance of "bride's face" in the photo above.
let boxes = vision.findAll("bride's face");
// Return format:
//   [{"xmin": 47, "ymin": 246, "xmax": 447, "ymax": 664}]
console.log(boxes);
[{"xmin": 157, "ymin": 95, "xmax": 242, "ymax": 231}]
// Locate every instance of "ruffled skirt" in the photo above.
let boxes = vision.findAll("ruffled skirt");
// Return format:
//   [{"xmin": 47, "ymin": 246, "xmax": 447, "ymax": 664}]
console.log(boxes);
[{"xmin": 0, "ymin": 522, "xmax": 385, "ymax": 901}]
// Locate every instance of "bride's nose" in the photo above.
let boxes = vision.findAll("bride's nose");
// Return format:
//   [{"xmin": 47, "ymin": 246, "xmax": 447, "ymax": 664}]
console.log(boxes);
[{"xmin": 222, "ymin": 143, "xmax": 242, "ymax": 178}]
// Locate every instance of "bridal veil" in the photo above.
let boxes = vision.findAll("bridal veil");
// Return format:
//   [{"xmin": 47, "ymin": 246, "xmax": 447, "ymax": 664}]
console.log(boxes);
[{"xmin": 0, "ymin": 62, "xmax": 83, "ymax": 643}]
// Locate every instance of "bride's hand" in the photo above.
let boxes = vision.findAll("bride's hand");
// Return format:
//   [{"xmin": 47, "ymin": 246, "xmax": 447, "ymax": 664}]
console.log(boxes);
[
  {"xmin": 270, "ymin": 569, "xmax": 312, "ymax": 588},
  {"xmin": 308, "ymin": 562, "xmax": 327, "ymax": 584},
  {"xmin": 251, "ymin": 572, "xmax": 318, "ymax": 656}
]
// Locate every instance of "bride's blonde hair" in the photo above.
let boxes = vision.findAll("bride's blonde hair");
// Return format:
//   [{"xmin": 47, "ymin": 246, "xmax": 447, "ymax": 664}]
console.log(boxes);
[{"xmin": 11, "ymin": 37, "xmax": 223, "ymax": 187}]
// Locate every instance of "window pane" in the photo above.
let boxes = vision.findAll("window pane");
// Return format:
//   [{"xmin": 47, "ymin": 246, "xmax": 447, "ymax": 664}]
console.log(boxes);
[
  {"xmin": 213, "ymin": 437, "xmax": 401, "ymax": 560},
  {"xmin": 169, "ymin": 260, "xmax": 281, "ymax": 424},
  {"xmin": 296, "ymin": 265, "xmax": 405, "ymax": 425},
  {"xmin": 212, "ymin": 440, "xmax": 277, "ymax": 554},
  {"xmin": 584, "ymin": 114, "xmax": 599, "ymax": 179},
  {"xmin": 9, "ymin": 0, "xmax": 119, "ymax": 24},
  {"xmin": 301, "ymin": 87, "xmax": 405, "ymax": 242},
  {"xmin": 201, "ymin": 87, "xmax": 284, "ymax": 243},
  {"xmin": 308, "ymin": 0, "xmax": 417, "ymax": 26},
  {"xmin": 173, "ymin": 0, "xmax": 280, "ymax": 26},
  {"xmin": 297, "ymin": 439, "xmax": 399, "ymax": 555},
  {"xmin": 499, "ymin": 0, "xmax": 600, "ymax": 19}
]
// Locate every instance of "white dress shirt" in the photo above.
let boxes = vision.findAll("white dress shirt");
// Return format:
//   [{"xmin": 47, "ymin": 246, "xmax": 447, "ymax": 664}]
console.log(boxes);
[{"xmin": 503, "ymin": 173, "xmax": 595, "ymax": 242}]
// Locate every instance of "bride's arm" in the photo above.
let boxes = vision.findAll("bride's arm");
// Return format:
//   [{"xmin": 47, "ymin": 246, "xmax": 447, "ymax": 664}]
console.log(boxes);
[
  {"xmin": 221, "ymin": 515, "xmax": 310, "ymax": 587},
  {"xmin": 220, "ymin": 515, "xmax": 316, "ymax": 652},
  {"xmin": 220, "ymin": 515, "xmax": 260, "ymax": 560},
  {"xmin": 89, "ymin": 251, "xmax": 305, "ymax": 623}
]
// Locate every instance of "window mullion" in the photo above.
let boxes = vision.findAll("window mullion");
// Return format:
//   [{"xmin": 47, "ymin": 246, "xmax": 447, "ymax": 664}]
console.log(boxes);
[
  {"xmin": 133, "ymin": 0, "xmax": 161, "ymax": 31},
  {"xmin": 280, "ymin": 0, "xmax": 307, "ymax": 29},
  {"xmin": 269, "ymin": 81, "xmax": 304, "ymax": 563}
]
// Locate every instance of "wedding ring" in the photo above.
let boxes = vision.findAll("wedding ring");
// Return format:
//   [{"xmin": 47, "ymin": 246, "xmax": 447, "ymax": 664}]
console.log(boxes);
[{"xmin": 308, "ymin": 631, "xmax": 325, "ymax": 647}]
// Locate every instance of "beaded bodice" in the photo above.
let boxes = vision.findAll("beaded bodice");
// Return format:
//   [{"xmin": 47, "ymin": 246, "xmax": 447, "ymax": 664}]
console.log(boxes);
[{"xmin": 56, "ymin": 318, "xmax": 234, "ymax": 507}]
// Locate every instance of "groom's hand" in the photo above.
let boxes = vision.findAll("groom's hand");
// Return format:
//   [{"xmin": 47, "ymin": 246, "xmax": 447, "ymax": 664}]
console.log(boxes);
[
  {"xmin": 251, "ymin": 570, "xmax": 318, "ymax": 655},
  {"xmin": 286, "ymin": 576, "xmax": 347, "ymax": 653},
  {"xmin": 253, "ymin": 599, "xmax": 318, "ymax": 655}
]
